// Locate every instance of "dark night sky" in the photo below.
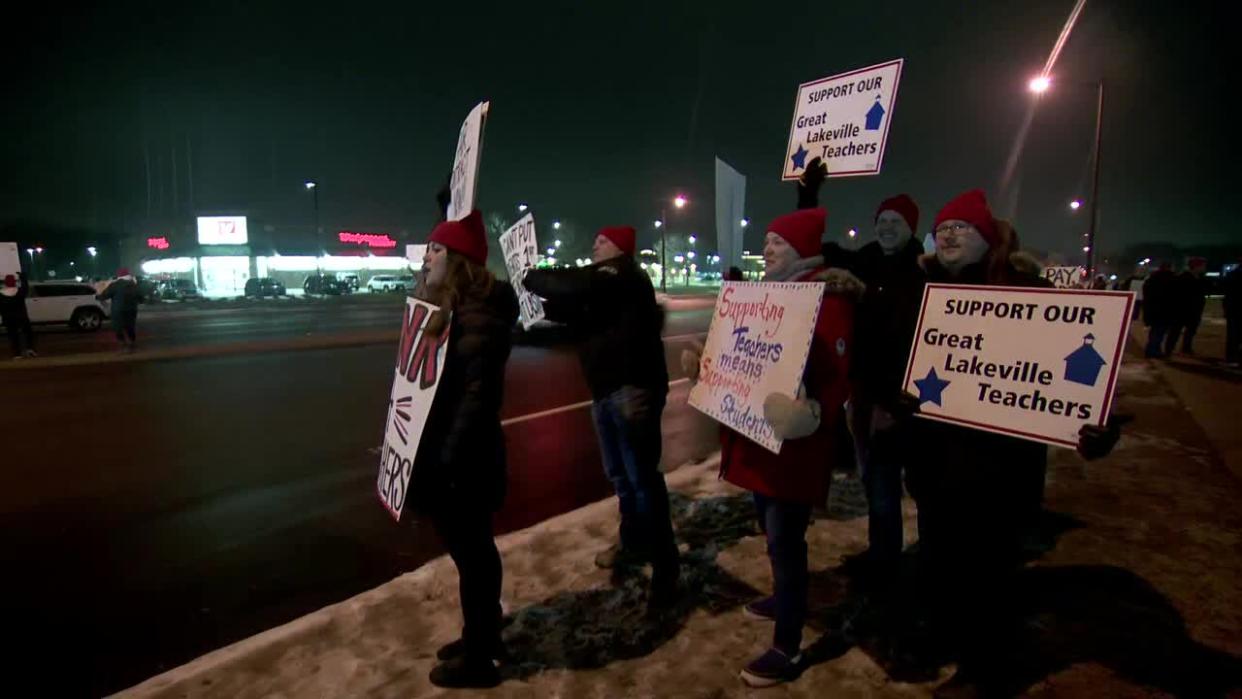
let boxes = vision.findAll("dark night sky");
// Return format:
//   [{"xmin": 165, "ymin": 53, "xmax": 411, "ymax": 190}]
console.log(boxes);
[{"xmin": 1, "ymin": 1, "xmax": 1231, "ymax": 261}]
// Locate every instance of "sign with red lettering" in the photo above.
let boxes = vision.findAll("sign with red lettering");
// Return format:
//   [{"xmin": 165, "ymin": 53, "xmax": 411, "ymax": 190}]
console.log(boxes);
[
  {"xmin": 688, "ymin": 282, "xmax": 824, "ymax": 453},
  {"xmin": 377, "ymin": 297, "xmax": 450, "ymax": 520},
  {"xmin": 903, "ymin": 284, "xmax": 1134, "ymax": 447},
  {"xmin": 147, "ymin": 237, "xmax": 170, "ymax": 250},
  {"xmin": 338, "ymin": 232, "xmax": 397, "ymax": 249}
]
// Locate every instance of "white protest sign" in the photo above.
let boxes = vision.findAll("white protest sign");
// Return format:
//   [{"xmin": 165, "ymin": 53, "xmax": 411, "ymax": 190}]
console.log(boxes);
[
  {"xmin": 782, "ymin": 59, "xmax": 903, "ymax": 180},
  {"xmin": 903, "ymin": 284, "xmax": 1135, "ymax": 448},
  {"xmin": 498, "ymin": 213, "xmax": 546, "ymax": 329},
  {"xmin": 0, "ymin": 242, "xmax": 19, "ymax": 278},
  {"xmin": 447, "ymin": 101, "xmax": 490, "ymax": 222},
  {"xmin": 689, "ymin": 282, "xmax": 825, "ymax": 454},
  {"xmin": 377, "ymin": 297, "xmax": 450, "ymax": 521},
  {"xmin": 1043, "ymin": 266, "xmax": 1086, "ymax": 289}
]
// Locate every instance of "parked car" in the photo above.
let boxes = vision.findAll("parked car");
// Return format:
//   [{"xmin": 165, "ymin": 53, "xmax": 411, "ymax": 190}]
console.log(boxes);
[
  {"xmin": 158, "ymin": 278, "xmax": 201, "ymax": 301},
  {"xmin": 396, "ymin": 274, "xmax": 417, "ymax": 291},
  {"xmin": 303, "ymin": 274, "xmax": 345, "ymax": 296},
  {"xmin": 1, "ymin": 282, "xmax": 111, "ymax": 332},
  {"xmin": 366, "ymin": 274, "xmax": 403, "ymax": 293},
  {"xmin": 244, "ymin": 277, "xmax": 287, "ymax": 298},
  {"xmin": 336, "ymin": 273, "xmax": 360, "ymax": 293},
  {"xmin": 136, "ymin": 277, "xmax": 160, "ymax": 304}
]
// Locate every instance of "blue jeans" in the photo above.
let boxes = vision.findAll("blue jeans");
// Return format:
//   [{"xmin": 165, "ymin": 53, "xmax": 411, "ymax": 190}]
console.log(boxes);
[
  {"xmin": 862, "ymin": 426, "xmax": 906, "ymax": 571},
  {"xmin": 753, "ymin": 493, "xmax": 812, "ymax": 654},
  {"xmin": 592, "ymin": 385, "xmax": 678, "ymax": 575}
]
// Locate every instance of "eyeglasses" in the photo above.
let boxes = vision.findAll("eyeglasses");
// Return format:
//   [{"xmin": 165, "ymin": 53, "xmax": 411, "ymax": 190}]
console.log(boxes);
[{"xmin": 934, "ymin": 222, "xmax": 974, "ymax": 237}]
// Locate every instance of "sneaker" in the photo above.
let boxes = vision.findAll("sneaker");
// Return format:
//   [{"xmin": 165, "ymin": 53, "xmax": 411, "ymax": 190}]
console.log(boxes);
[
  {"xmin": 435, "ymin": 638, "xmax": 508, "ymax": 662},
  {"xmin": 648, "ymin": 567, "xmax": 681, "ymax": 609},
  {"xmin": 743, "ymin": 595, "xmax": 777, "ymax": 622},
  {"xmin": 594, "ymin": 543, "xmax": 644, "ymax": 570},
  {"xmin": 428, "ymin": 655, "xmax": 501, "ymax": 689},
  {"xmin": 24, "ymin": 349, "xmax": 37, "ymax": 358},
  {"xmin": 739, "ymin": 647, "xmax": 803, "ymax": 688}
]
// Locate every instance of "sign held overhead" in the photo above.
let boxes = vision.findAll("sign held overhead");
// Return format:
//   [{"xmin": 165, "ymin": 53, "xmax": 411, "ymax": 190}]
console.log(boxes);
[
  {"xmin": 447, "ymin": 101, "xmax": 490, "ymax": 222},
  {"xmin": 782, "ymin": 59, "xmax": 903, "ymax": 180}
]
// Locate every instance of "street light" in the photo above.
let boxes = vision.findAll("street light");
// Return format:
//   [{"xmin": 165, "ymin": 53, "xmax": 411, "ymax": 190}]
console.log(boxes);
[
  {"xmin": 674, "ymin": 195, "xmax": 688, "ymax": 209},
  {"xmin": 687, "ymin": 251, "xmax": 696, "ymax": 259},
  {"xmin": 1028, "ymin": 74, "xmax": 1105, "ymax": 277},
  {"xmin": 654, "ymin": 220, "xmax": 663, "ymax": 229},
  {"xmin": 518, "ymin": 203, "xmax": 529, "ymax": 213},
  {"xmin": 552, "ymin": 221, "xmax": 562, "ymax": 230},
  {"xmin": 660, "ymin": 194, "xmax": 689, "ymax": 293},
  {"xmin": 740, "ymin": 218, "xmax": 749, "ymax": 228},
  {"xmin": 1070, "ymin": 199, "xmax": 1082, "ymax": 210},
  {"xmin": 554, "ymin": 240, "xmax": 562, "ymax": 248},
  {"xmin": 304, "ymin": 180, "xmax": 321, "ymax": 258},
  {"xmin": 546, "ymin": 247, "xmax": 556, "ymax": 256},
  {"xmin": 688, "ymin": 235, "xmax": 697, "ymax": 245}
]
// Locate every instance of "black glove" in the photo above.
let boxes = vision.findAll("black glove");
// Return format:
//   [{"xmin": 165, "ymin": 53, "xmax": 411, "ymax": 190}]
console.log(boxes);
[
  {"xmin": 888, "ymin": 390, "xmax": 923, "ymax": 421},
  {"xmin": 1077, "ymin": 413, "xmax": 1132, "ymax": 461},
  {"xmin": 797, "ymin": 156, "xmax": 828, "ymax": 209},
  {"xmin": 435, "ymin": 174, "xmax": 452, "ymax": 222}
]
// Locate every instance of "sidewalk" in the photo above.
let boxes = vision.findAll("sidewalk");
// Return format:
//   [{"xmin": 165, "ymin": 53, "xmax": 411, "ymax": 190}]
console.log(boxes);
[{"xmin": 117, "ymin": 348, "xmax": 1242, "ymax": 697}]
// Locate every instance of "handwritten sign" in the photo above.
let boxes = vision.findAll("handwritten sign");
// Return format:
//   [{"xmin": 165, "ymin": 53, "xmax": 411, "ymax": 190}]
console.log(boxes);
[
  {"xmin": 782, "ymin": 59, "xmax": 903, "ymax": 180},
  {"xmin": 377, "ymin": 297, "xmax": 450, "ymax": 521},
  {"xmin": 903, "ymin": 284, "xmax": 1134, "ymax": 448},
  {"xmin": 0, "ymin": 243, "xmax": 19, "ymax": 279},
  {"xmin": 498, "ymin": 213, "xmax": 546, "ymax": 329},
  {"xmin": 1043, "ymin": 266, "xmax": 1086, "ymax": 289},
  {"xmin": 447, "ymin": 101, "xmax": 490, "ymax": 222},
  {"xmin": 689, "ymin": 282, "xmax": 825, "ymax": 453}
]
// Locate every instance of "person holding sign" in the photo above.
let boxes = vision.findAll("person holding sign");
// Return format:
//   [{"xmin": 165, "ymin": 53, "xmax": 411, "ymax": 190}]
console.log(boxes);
[
  {"xmin": 904, "ymin": 190, "xmax": 1123, "ymax": 695},
  {"xmin": 685, "ymin": 206, "xmax": 854, "ymax": 687},
  {"xmin": 409, "ymin": 209, "xmax": 519, "ymax": 689},
  {"xmin": 522, "ymin": 225, "xmax": 680, "ymax": 606}
]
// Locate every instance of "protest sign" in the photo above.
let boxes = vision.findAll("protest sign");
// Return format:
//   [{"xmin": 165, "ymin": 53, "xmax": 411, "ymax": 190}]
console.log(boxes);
[
  {"xmin": 689, "ymin": 282, "xmax": 825, "ymax": 453},
  {"xmin": 1043, "ymin": 266, "xmax": 1086, "ymax": 288},
  {"xmin": 782, "ymin": 59, "xmax": 903, "ymax": 180},
  {"xmin": 903, "ymin": 284, "xmax": 1134, "ymax": 448},
  {"xmin": 498, "ymin": 213, "xmax": 546, "ymax": 329},
  {"xmin": 0, "ymin": 243, "xmax": 19, "ymax": 279},
  {"xmin": 446, "ymin": 101, "xmax": 490, "ymax": 222},
  {"xmin": 377, "ymin": 297, "xmax": 450, "ymax": 521}
]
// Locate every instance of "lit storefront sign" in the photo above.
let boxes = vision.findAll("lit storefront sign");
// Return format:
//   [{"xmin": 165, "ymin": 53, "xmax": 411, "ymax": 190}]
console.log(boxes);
[
  {"xmin": 147, "ymin": 237, "xmax": 170, "ymax": 250},
  {"xmin": 338, "ymin": 231, "xmax": 397, "ymax": 249},
  {"xmin": 197, "ymin": 216, "xmax": 249, "ymax": 245}
]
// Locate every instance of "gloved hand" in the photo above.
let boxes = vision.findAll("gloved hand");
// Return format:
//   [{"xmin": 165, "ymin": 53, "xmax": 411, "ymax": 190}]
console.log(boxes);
[
  {"xmin": 888, "ymin": 390, "xmax": 923, "ymax": 421},
  {"xmin": 1077, "ymin": 413, "xmax": 1132, "ymax": 461},
  {"xmin": 764, "ymin": 388, "xmax": 821, "ymax": 440},
  {"xmin": 797, "ymin": 156, "xmax": 828, "ymax": 209},
  {"xmin": 810, "ymin": 267, "xmax": 866, "ymax": 300},
  {"xmin": 680, "ymin": 340, "xmax": 704, "ymax": 382}
]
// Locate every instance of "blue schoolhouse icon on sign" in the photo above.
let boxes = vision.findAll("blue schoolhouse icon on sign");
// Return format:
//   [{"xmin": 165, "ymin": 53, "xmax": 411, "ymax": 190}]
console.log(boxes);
[
  {"xmin": 864, "ymin": 97, "xmax": 886, "ymax": 131},
  {"xmin": 1064, "ymin": 333, "xmax": 1107, "ymax": 387}
]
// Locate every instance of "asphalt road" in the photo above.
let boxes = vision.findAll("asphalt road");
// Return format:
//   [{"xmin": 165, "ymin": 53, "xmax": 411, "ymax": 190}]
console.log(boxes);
[{"xmin": 0, "ymin": 294, "xmax": 717, "ymax": 696}]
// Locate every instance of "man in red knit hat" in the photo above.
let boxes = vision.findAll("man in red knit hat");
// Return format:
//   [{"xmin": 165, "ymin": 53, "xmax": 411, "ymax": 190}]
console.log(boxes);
[
  {"xmin": 523, "ymin": 223, "xmax": 680, "ymax": 606},
  {"xmin": 684, "ymin": 204, "xmax": 855, "ymax": 687}
]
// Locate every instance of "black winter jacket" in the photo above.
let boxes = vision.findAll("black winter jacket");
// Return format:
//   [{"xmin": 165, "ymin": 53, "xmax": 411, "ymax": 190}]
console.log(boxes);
[
  {"xmin": 0, "ymin": 274, "xmax": 30, "ymax": 322},
  {"xmin": 848, "ymin": 239, "xmax": 926, "ymax": 409},
  {"xmin": 409, "ymin": 281, "xmax": 518, "ymax": 514},
  {"xmin": 523, "ymin": 255, "xmax": 668, "ymax": 400}
]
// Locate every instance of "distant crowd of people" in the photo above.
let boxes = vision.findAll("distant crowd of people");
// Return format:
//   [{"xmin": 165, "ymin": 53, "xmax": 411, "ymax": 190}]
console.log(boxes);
[
  {"xmin": 0, "ymin": 268, "xmax": 146, "ymax": 359},
  {"xmin": 404, "ymin": 159, "xmax": 1124, "ymax": 694}
]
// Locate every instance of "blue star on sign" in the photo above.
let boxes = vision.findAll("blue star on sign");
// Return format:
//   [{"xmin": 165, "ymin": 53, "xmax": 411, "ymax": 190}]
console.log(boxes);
[
  {"xmin": 790, "ymin": 144, "xmax": 809, "ymax": 171},
  {"xmin": 914, "ymin": 367, "xmax": 951, "ymax": 406}
]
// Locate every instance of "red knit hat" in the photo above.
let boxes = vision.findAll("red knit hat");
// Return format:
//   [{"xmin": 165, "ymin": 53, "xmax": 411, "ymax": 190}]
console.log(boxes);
[
  {"xmin": 933, "ymin": 189, "xmax": 999, "ymax": 247},
  {"xmin": 766, "ymin": 207, "xmax": 826, "ymax": 259},
  {"xmin": 117, "ymin": 267, "xmax": 131, "ymax": 277},
  {"xmin": 875, "ymin": 194, "xmax": 919, "ymax": 232},
  {"xmin": 428, "ymin": 209, "xmax": 488, "ymax": 265},
  {"xmin": 598, "ymin": 226, "xmax": 636, "ymax": 257}
]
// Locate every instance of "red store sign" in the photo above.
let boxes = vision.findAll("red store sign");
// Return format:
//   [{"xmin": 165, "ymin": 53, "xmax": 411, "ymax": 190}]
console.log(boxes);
[
  {"xmin": 338, "ymin": 231, "xmax": 397, "ymax": 249},
  {"xmin": 147, "ymin": 237, "xmax": 171, "ymax": 250}
]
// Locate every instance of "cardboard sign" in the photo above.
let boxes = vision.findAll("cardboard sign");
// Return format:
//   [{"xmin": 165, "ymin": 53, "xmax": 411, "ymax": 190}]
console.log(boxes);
[
  {"xmin": 689, "ymin": 282, "xmax": 825, "ymax": 453},
  {"xmin": 377, "ymin": 298, "xmax": 450, "ymax": 521},
  {"xmin": 1043, "ymin": 266, "xmax": 1086, "ymax": 289},
  {"xmin": 782, "ymin": 59, "xmax": 903, "ymax": 180},
  {"xmin": 0, "ymin": 242, "xmax": 19, "ymax": 279},
  {"xmin": 498, "ymin": 213, "xmax": 546, "ymax": 329},
  {"xmin": 447, "ymin": 101, "xmax": 490, "ymax": 222},
  {"xmin": 903, "ymin": 284, "xmax": 1134, "ymax": 448}
]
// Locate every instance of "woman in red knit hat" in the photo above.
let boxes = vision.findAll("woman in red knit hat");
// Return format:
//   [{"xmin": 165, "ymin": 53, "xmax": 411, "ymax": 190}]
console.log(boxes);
[
  {"xmin": 684, "ymin": 205, "xmax": 855, "ymax": 687},
  {"xmin": 410, "ymin": 207, "xmax": 519, "ymax": 689}
]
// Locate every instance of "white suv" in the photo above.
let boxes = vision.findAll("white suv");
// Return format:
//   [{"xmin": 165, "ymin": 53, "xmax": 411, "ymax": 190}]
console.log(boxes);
[
  {"xmin": 25, "ymin": 282, "xmax": 111, "ymax": 331},
  {"xmin": 367, "ymin": 275, "xmax": 403, "ymax": 293}
]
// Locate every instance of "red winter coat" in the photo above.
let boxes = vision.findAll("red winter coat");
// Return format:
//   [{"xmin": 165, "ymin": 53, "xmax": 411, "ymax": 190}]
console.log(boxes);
[{"xmin": 718, "ymin": 270, "xmax": 854, "ymax": 506}]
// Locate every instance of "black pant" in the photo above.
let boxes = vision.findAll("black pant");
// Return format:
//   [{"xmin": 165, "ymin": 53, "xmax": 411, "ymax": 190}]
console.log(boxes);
[
  {"xmin": 1166, "ymin": 320, "xmax": 1200, "ymax": 355},
  {"xmin": 1228, "ymin": 314, "xmax": 1241, "ymax": 363},
  {"xmin": 431, "ymin": 505, "xmax": 503, "ymax": 659},
  {"xmin": 113, "ymin": 311, "xmax": 137, "ymax": 344},
  {"xmin": 2, "ymin": 313, "xmax": 34, "ymax": 356}
]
